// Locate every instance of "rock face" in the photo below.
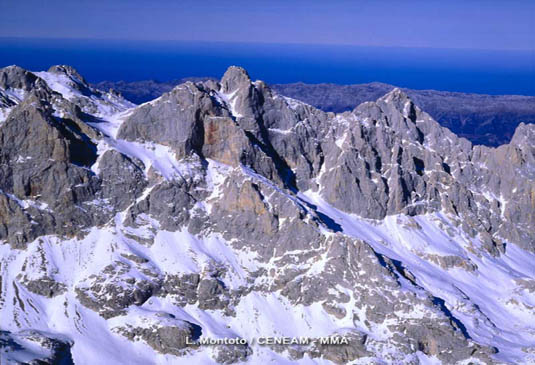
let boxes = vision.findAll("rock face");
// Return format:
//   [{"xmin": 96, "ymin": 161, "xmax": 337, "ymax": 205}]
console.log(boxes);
[
  {"xmin": 1, "ymin": 65, "xmax": 535, "ymax": 364},
  {"xmin": 271, "ymin": 82, "xmax": 535, "ymax": 146},
  {"xmin": 94, "ymin": 78, "xmax": 535, "ymax": 146},
  {"xmin": 0, "ymin": 329, "xmax": 74, "ymax": 364}
]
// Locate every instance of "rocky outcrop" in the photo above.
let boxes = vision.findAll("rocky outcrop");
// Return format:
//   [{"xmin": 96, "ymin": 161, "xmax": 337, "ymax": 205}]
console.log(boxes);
[
  {"xmin": 75, "ymin": 261, "xmax": 161, "ymax": 319},
  {"xmin": 116, "ymin": 67, "xmax": 534, "ymax": 254},
  {"xmin": 113, "ymin": 316, "xmax": 197, "ymax": 356},
  {"xmin": 0, "ymin": 94, "xmax": 102, "ymax": 247},
  {"xmin": 0, "ymin": 65, "xmax": 48, "ymax": 93},
  {"xmin": 0, "ymin": 329, "xmax": 74, "ymax": 364},
  {"xmin": 0, "ymin": 72, "xmax": 145, "ymax": 248},
  {"xmin": 98, "ymin": 150, "xmax": 147, "ymax": 211},
  {"xmin": 94, "ymin": 78, "xmax": 535, "ymax": 147},
  {"xmin": 1, "ymin": 65, "xmax": 534, "ymax": 364}
]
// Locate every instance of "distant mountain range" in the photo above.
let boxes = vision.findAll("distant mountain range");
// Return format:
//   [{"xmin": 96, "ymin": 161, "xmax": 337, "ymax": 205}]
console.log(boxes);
[{"xmin": 94, "ymin": 79, "xmax": 535, "ymax": 146}]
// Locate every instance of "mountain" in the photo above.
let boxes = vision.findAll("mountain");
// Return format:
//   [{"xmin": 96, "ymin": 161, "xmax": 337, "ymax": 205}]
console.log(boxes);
[
  {"xmin": 272, "ymin": 83, "xmax": 535, "ymax": 147},
  {"xmin": 94, "ymin": 79, "xmax": 535, "ymax": 147},
  {"xmin": 1, "ymin": 64, "xmax": 534, "ymax": 364},
  {"xmin": 95, "ymin": 77, "xmax": 215, "ymax": 106}
]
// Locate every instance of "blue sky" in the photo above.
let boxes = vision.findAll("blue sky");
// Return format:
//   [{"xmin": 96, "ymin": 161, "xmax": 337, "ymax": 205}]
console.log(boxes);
[{"xmin": 0, "ymin": 0, "xmax": 533, "ymax": 50}]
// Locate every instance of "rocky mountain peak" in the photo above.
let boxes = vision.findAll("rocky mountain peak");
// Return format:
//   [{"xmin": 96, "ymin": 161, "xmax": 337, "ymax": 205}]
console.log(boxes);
[
  {"xmin": 0, "ymin": 65, "xmax": 43, "ymax": 91},
  {"xmin": 220, "ymin": 65, "xmax": 252, "ymax": 93},
  {"xmin": 376, "ymin": 87, "xmax": 419, "ymax": 120},
  {"xmin": 43, "ymin": 64, "xmax": 95, "ymax": 97},
  {"xmin": 47, "ymin": 65, "xmax": 88, "ymax": 85},
  {"xmin": 511, "ymin": 122, "xmax": 535, "ymax": 148},
  {"xmin": 1, "ymin": 64, "xmax": 534, "ymax": 364},
  {"xmin": 380, "ymin": 87, "xmax": 410, "ymax": 102}
]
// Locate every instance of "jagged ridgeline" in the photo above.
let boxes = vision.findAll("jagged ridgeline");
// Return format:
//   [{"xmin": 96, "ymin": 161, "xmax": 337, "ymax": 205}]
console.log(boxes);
[{"xmin": 0, "ymin": 65, "xmax": 534, "ymax": 364}]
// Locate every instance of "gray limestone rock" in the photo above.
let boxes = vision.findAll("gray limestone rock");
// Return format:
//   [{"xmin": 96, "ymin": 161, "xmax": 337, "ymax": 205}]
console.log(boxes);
[
  {"xmin": 0, "ymin": 329, "xmax": 74, "ymax": 364},
  {"xmin": 160, "ymin": 273, "xmax": 200, "ymax": 306},
  {"xmin": 309, "ymin": 331, "xmax": 371, "ymax": 364},
  {"xmin": 114, "ymin": 317, "xmax": 198, "ymax": 356},
  {"xmin": 75, "ymin": 261, "xmax": 161, "ymax": 319},
  {"xmin": 97, "ymin": 149, "xmax": 147, "ymax": 211},
  {"xmin": 18, "ymin": 276, "xmax": 66, "ymax": 298},
  {"xmin": 0, "ymin": 65, "xmax": 47, "ymax": 92},
  {"xmin": 117, "ymin": 82, "xmax": 226, "ymax": 158},
  {"xmin": 0, "ymin": 64, "xmax": 533, "ymax": 364},
  {"xmin": 197, "ymin": 276, "xmax": 230, "ymax": 311},
  {"xmin": 0, "ymin": 90, "xmax": 108, "ymax": 247},
  {"xmin": 212, "ymin": 342, "xmax": 253, "ymax": 364},
  {"xmin": 124, "ymin": 177, "xmax": 206, "ymax": 232}
]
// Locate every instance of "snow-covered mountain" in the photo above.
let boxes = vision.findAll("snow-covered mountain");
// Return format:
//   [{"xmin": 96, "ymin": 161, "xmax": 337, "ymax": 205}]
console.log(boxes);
[
  {"xmin": 94, "ymin": 78, "xmax": 535, "ymax": 147},
  {"xmin": 0, "ymin": 65, "xmax": 534, "ymax": 364}
]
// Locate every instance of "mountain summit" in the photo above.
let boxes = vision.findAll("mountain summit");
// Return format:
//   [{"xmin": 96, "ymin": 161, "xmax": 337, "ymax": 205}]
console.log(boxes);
[{"xmin": 0, "ymin": 65, "xmax": 534, "ymax": 364}]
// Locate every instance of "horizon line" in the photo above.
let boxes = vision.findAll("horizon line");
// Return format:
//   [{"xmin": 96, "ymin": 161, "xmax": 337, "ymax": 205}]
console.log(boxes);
[
  {"xmin": 1, "ymin": 36, "xmax": 533, "ymax": 53},
  {"xmin": 1, "ymin": 62, "xmax": 532, "ymax": 98}
]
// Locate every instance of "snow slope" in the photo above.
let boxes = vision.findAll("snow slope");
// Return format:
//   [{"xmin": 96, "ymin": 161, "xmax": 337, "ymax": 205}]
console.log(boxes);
[{"xmin": 1, "ymin": 67, "xmax": 534, "ymax": 364}]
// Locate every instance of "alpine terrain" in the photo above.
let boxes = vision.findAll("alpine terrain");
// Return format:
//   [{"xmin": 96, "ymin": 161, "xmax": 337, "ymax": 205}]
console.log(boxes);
[
  {"xmin": 0, "ymin": 65, "xmax": 534, "ymax": 364},
  {"xmin": 94, "ymin": 79, "xmax": 535, "ymax": 147}
]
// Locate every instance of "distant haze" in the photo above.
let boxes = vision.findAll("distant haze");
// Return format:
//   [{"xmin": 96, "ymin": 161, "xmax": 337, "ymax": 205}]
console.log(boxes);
[{"xmin": 0, "ymin": 39, "xmax": 534, "ymax": 96}]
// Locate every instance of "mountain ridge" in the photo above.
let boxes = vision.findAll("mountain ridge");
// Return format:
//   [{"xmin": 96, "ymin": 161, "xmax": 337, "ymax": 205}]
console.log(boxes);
[
  {"xmin": 94, "ymin": 78, "xmax": 535, "ymax": 147},
  {"xmin": 0, "ymin": 64, "xmax": 534, "ymax": 364}
]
